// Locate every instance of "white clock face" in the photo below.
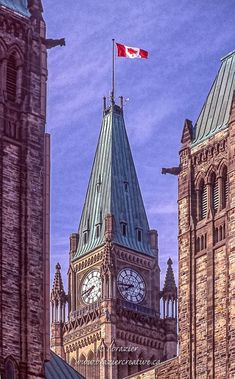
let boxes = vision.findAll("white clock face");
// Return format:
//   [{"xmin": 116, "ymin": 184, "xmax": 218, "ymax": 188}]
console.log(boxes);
[
  {"xmin": 117, "ymin": 268, "xmax": 145, "ymax": 303},
  {"xmin": 81, "ymin": 270, "xmax": 101, "ymax": 304}
]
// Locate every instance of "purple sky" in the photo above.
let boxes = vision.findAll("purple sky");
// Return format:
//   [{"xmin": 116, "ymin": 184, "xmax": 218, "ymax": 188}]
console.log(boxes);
[{"xmin": 43, "ymin": 0, "xmax": 235, "ymax": 289}]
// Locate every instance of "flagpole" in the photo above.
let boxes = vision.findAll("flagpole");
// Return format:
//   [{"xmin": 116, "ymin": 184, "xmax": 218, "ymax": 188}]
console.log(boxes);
[{"xmin": 111, "ymin": 38, "xmax": 115, "ymax": 105}]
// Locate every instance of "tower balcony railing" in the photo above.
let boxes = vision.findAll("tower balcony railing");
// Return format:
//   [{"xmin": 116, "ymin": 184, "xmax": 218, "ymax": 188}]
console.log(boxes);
[
  {"xmin": 117, "ymin": 299, "xmax": 159, "ymax": 317},
  {"xmin": 70, "ymin": 301, "xmax": 101, "ymax": 321}
]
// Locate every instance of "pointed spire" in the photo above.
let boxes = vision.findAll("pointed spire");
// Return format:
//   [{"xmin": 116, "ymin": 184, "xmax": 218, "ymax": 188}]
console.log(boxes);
[
  {"xmin": 74, "ymin": 102, "xmax": 154, "ymax": 259},
  {"xmin": 162, "ymin": 258, "xmax": 177, "ymax": 300},
  {"xmin": 51, "ymin": 263, "xmax": 66, "ymax": 303},
  {"xmin": 192, "ymin": 50, "xmax": 235, "ymax": 146},
  {"xmin": 181, "ymin": 118, "xmax": 193, "ymax": 147}
]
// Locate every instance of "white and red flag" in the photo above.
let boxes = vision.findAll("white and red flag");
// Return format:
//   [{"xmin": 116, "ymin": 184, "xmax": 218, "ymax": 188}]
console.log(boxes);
[{"xmin": 116, "ymin": 43, "xmax": 148, "ymax": 59}]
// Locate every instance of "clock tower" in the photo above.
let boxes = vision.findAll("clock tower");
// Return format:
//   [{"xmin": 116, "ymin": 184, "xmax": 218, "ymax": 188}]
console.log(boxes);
[{"xmin": 51, "ymin": 99, "xmax": 177, "ymax": 379}]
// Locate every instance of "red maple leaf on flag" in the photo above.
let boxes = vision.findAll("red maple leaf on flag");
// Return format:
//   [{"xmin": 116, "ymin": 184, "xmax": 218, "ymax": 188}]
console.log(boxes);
[{"xmin": 127, "ymin": 48, "xmax": 138, "ymax": 55}]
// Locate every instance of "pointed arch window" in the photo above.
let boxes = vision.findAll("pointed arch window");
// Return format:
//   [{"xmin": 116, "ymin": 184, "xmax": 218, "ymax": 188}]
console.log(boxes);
[
  {"xmin": 211, "ymin": 173, "xmax": 219, "ymax": 213},
  {"xmin": 199, "ymin": 180, "xmax": 207, "ymax": 220},
  {"xmin": 222, "ymin": 166, "xmax": 228, "ymax": 209},
  {"xmin": 5, "ymin": 358, "xmax": 16, "ymax": 379},
  {"xmin": 7, "ymin": 54, "xmax": 17, "ymax": 101}
]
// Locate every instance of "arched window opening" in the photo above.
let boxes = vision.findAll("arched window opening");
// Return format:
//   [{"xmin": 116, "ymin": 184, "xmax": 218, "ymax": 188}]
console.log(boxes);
[
  {"xmin": 87, "ymin": 351, "xmax": 95, "ymax": 378},
  {"xmin": 5, "ymin": 359, "xmax": 16, "ymax": 379},
  {"xmin": 214, "ymin": 228, "xmax": 218, "ymax": 244},
  {"xmin": 199, "ymin": 180, "xmax": 207, "ymax": 220},
  {"xmin": 7, "ymin": 54, "xmax": 17, "ymax": 101},
  {"xmin": 79, "ymin": 354, "xmax": 86, "ymax": 377},
  {"xmin": 222, "ymin": 167, "xmax": 228, "ymax": 208},
  {"xmin": 211, "ymin": 173, "xmax": 219, "ymax": 213}
]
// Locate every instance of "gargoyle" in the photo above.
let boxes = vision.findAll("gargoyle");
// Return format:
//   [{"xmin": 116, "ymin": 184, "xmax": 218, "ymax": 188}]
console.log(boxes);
[
  {"xmin": 162, "ymin": 166, "xmax": 181, "ymax": 175},
  {"xmin": 43, "ymin": 38, "xmax": 66, "ymax": 49}
]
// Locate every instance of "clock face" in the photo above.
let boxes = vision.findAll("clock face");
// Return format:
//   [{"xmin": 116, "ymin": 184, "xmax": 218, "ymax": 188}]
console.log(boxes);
[
  {"xmin": 81, "ymin": 270, "xmax": 101, "ymax": 304},
  {"xmin": 117, "ymin": 268, "xmax": 145, "ymax": 303}
]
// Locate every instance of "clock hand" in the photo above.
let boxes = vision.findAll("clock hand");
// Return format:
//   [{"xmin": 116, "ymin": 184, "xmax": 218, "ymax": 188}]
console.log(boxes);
[
  {"xmin": 82, "ymin": 285, "xmax": 95, "ymax": 296},
  {"xmin": 117, "ymin": 282, "xmax": 134, "ymax": 288}
]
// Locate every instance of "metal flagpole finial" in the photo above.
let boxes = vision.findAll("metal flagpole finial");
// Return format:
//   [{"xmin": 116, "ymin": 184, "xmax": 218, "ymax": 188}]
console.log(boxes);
[{"xmin": 111, "ymin": 38, "xmax": 115, "ymax": 105}]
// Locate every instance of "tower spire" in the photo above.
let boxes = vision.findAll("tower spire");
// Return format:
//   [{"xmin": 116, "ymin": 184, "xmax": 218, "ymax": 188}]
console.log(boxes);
[
  {"xmin": 74, "ymin": 103, "xmax": 155, "ymax": 259},
  {"xmin": 50, "ymin": 263, "xmax": 67, "ymax": 358},
  {"xmin": 161, "ymin": 258, "xmax": 177, "ymax": 318}
]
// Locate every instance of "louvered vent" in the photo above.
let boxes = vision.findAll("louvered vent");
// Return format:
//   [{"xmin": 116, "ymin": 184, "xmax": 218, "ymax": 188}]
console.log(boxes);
[
  {"xmin": 201, "ymin": 185, "xmax": 207, "ymax": 219},
  {"xmin": 224, "ymin": 175, "xmax": 228, "ymax": 207},
  {"xmin": 212, "ymin": 179, "xmax": 219, "ymax": 212},
  {"xmin": 222, "ymin": 168, "xmax": 228, "ymax": 208},
  {"xmin": 7, "ymin": 55, "xmax": 17, "ymax": 101}
]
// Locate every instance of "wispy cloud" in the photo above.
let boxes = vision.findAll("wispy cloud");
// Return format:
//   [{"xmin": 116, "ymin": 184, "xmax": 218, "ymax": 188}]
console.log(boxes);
[{"xmin": 44, "ymin": 0, "xmax": 235, "ymax": 285}]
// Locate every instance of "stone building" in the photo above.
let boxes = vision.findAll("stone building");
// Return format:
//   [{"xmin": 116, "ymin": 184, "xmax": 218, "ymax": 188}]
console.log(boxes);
[
  {"xmin": 0, "ymin": 0, "xmax": 82, "ymax": 378},
  {"xmin": 124, "ymin": 50, "xmax": 235, "ymax": 378},
  {"xmin": 50, "ymin": 99, "xmax": 178, "ymax": 379}
]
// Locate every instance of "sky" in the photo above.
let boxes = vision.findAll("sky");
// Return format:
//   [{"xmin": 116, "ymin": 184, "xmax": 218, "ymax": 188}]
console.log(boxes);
[{"xmin": 43, "ymin": 0, "xmax": 235, "ymax": 289}]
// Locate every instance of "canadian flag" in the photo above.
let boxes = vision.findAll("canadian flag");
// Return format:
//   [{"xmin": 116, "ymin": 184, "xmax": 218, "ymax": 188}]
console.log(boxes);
[{"xmin": 116, "ymin": 43, "xmax": 148, "ymax": 59}]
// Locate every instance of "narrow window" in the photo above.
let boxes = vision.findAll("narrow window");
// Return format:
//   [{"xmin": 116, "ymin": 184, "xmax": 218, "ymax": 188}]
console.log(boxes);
[
  {"xmin": 121, "ymin": 222, "xmax": 127, "ymax": 237},
  {"xmin": 124, "ymin": 181, "xmax": 129, "ymax": 192},
  {"xmin": 96, "ymin": 225, "xmax": 100, "ymax": 238},
  {"xmin": 211, "ymin": 174, "xmax": 219, "ymax": 212},
  {"xmin": 222, "ymin": 167, "xmax": 228, "ymax": 208},
  {"xmin": 214, "ymin": 228, "xmax": 218, "ymax": 244},
  {"xmin": 196, "ymin": 237, "xmax": 200, "ymax": 252},
  {"xmin": 83, "ymin": 232, "xmax": 88, "ymax": 244},
  {"xmin": 201, "ymin": 235, "xmax": 204, "ymax": 250},
  {"xmin": 199, "ymin": 180, "xmax": 207, "ymax": 220},
  {"xmin": 7, "ymin": 54, "xmax": 17, "ymax": 101},
  {"xmin": 137, "ymin": 229, "xmax": 142, "ymax": 242}
]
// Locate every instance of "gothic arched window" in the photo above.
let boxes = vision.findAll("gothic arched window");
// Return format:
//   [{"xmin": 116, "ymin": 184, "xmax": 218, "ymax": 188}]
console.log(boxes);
[
  {"xmin": 222, "ymin": 166, "xmax": 228, "ymax": 209},
  {"xmin": 7, "ymin": 54, "xmax": 17, "ymax": 101},
  {"xmin": 5, "ymin": 358, "xmax": 16, "ymax": 379},
  {"xmin": 211, "ymin": 173, "xmax": 219, "ymax": 213},
  {"xmin": 199, "ymin": 180, "xmax": 207, "ymax": 220}
]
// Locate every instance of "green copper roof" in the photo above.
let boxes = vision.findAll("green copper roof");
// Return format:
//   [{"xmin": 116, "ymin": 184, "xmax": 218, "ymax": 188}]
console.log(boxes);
[
  {"xmin": 192, "ymin": 49, "xmax": 235, "ymax": 146},
  {"xmin": 45, "ymin": 351, "xmax": 84, "ymax": 379},
  {"xmin": 0, "ymin": 0, "xmax": 30, "ymax": 16},
  {"xmin": 74, "ymin": 104, "xmax": 154, "ymax": 259}
]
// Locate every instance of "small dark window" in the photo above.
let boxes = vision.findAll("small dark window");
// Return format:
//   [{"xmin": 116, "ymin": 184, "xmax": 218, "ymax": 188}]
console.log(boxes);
[
  {"xmin": 121, "ymin": 223, "xmax": 127, "ymax": 236},
  {"xmin": 7, "ymin": 54, "xmax": 17, "ymax": 101},
  {"xmin": 96, "ymin": 225, "xmax": 100, "ymax": 238},
  {"xmin": 83, "ymin": 232, "xmax": 88, "ymax": 244},
  {"xmin": 124, "ymin": 181, "xmax": 128, "ymax": 192},
  {"xmin": 137, "ymin": 229, "xmax": 142, "ymax": 242}
]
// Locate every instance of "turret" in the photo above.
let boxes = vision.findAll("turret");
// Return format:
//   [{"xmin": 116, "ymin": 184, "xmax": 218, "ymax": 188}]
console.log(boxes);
[
  {"xmin": 162, "ymin": 258, "xmax": 177, "ymax": 318},
  {"xmin": 161, "ymin": 258, "xmax": 178, "ymax": 360},
  {"xmin": 50, "ymin": 263, "xmax": 67, "ymax": 358}
]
